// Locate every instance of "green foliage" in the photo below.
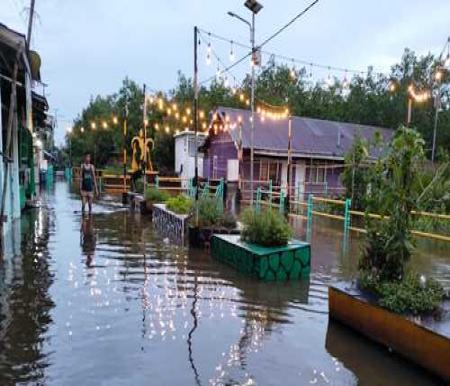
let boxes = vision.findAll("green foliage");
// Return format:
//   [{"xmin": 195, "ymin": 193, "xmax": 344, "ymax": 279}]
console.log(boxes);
[
  {"xmin": 193, "ymin": 196, "xmax": 237, "ymax": 228},
  {"xmin": 341, "ymin": 136, "xmax": 370, "ymax": 210},
  {"xmin": 166, "ymin": 194, "xmax": 192, "ymax": 215},
  {"xmin": 241, "ymin": 208, "xmax": 292, "ymax": 247},
  {"xmin": 357, "ymin": 127, "xmax": 449, "ymax": 285},
  {"xmin": 195, "ymin": 196, "xmax": 223, "ymax": 227},
  {"xmin": 144, "ymin": 187, "xmax": 169, "ymax": 204},
  {"xmin": 360, "ymin": 127, "xmax": 430, "ymax": 281},
  {"xmin": 359, "ymin": 271, "xmax": 444, "ymax": 315}
]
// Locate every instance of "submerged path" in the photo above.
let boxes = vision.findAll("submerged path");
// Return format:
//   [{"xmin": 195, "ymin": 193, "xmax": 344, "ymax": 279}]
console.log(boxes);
[{"xmin": 0, "ymin": 181, "xmax": 446, "ymax": 385}]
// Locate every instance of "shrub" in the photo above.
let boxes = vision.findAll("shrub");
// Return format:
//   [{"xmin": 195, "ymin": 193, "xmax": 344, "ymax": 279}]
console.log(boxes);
[
  {"xmin": 191, "ymin": 196, "xmax": 237, "ymax": 229},
  {"xmin": 359, "ymin": 271, "xmax": 444, "ymax": 315},
  {"xmin": 145, "ymin": 187, "xmax": 169, "ymax": 204},
  {"xmin": 241, "ymin": 208, "xmax": 292, "ymax": 247},
  {"xmin": 195, "ymin": 196, "xmax": 223, "ymax": 227},
  {"xmin": 166, "ymin": 194, "xmax": 192, "ymax": 215}
]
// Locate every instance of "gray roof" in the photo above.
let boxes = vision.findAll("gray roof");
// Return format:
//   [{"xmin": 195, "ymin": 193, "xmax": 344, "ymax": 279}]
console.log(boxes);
[{"xmin": 214, "ymin": 106, "xmax": 393, "ymax": 160}]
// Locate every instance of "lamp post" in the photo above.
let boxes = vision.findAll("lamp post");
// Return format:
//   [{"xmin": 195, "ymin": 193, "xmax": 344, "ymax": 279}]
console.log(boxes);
[{"xmin": 228, "ymin": 0, "xmax": 263, "ymax": 205}]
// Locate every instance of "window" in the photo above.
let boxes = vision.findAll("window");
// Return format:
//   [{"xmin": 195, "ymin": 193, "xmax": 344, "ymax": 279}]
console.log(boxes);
[{"xmin": 309, "ymin": 165, "xmax": 327, "ymax": 183}]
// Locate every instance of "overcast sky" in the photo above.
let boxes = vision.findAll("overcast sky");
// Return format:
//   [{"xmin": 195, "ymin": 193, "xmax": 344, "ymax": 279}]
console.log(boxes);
[{"xmin": 3, "ymin": 0, "xmax": 450, "ymax": 144}]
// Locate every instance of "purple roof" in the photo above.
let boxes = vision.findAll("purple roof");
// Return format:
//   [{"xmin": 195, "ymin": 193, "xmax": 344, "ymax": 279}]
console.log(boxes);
[{"xmin": 213, "ymin": 106, "xmax": 393, "ymax": 160}]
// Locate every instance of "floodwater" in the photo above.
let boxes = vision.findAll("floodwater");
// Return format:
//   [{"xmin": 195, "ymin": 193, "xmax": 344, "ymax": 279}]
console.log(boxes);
[{"xmin": 0, "ymin": 181, "xmax": 448, "ymax": 386}]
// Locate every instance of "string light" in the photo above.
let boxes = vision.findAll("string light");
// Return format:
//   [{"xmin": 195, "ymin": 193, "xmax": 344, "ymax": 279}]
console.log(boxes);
[
  {"xmin": 199, "ymin": 110, "xmax": 205, "ymax": 119},
  {"xmin": 388, "ymin": 80, "xmax": 396, "ymax": 92},
  {"xmin": 206, "ymin": 40, "xmax": 212, "ymax": 65},
  {"xmin": 154, "ymin": 123, "xmax": 159, "ymax": 131},
  {"xmin": 102, "ymin": 121, "xmax": 108, "ymax": 129},
  {"xmin": 229, "ymin": 41, "xmax": 235, "ymax": 62},
  {"xmin": 80, "ymin": 127, "xmax": 85, "ymax": 133},
  {"xmin": 165, "ymin": 126, "xmax": 170, "ymax": 134},
  {"xmin": 408, "ymin": 84, "xmax": 431, "ymax": 103},
  {"xmin": 112, "ymin": 116, "xmax": 118, "ymax": 125},
  {"xmin": 289, "ymin": 59, "xmax": 296, "ymax": 80},
  {"xmin": 91, "ymin": 122, "xmax": 96, "ymax": 130},
  {"xmin": 434, "ymin": 70, "xmax": 443, "ymax": 82}
]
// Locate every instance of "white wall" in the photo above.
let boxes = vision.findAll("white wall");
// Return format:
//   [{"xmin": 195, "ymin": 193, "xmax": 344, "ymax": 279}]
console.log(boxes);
[{"xmin": 174, "ymin": 133, "xmax": 204, "ymax": 187}]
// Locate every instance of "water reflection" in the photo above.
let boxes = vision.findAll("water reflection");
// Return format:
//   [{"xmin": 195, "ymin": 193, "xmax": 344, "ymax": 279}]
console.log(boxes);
[
  {"xmin": 0, "ymin": 182, "xmax": 448, "ymax": 385},
  {"xmin": 80, "ymin": 215, "xmax": 96, "ymax": 268},
  {"xmin": 0, "ymin": 204, "xmax": 54, "ymax": 385}
]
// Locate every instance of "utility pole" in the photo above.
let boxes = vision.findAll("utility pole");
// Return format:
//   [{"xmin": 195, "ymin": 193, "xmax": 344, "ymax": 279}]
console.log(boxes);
[
  {"xmin": 250, "ymin": 11, "xmax": 256, "ymax": 205},
  {"xmin": 26, "ymin": 0, "xmax": 36, "ymax": 51},
  {"xmin": 122, "ymin": 98, "xmax": 128, "ymax": 203},
  {"xmin": 142, "ymin": 84, "xmax": 147, "ymax": 193},
  {"xmin": 228, "ymin": 1, "xmax": 263, "ymax": 205},
  {"xmin": 193, "ymin": 26, "xmax": 199, "ymax": 200},
  {"xmin": 286, "ymin": 115, "xmax": 292, "ymax": 213}
]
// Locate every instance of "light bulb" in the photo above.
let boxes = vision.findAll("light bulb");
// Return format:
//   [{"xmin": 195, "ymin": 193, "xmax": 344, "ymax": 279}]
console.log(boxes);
[{"xmin": 229, "ymin": 41, "xmax": 235, "ymax": 62}]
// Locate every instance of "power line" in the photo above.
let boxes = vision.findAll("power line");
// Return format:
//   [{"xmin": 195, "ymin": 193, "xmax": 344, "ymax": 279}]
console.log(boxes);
[{"xmin": 258, "ymin": 0, "xmax": 320, "ymax": 49}]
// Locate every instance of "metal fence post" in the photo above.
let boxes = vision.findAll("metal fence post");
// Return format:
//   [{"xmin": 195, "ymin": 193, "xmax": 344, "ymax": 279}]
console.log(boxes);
[
  {"xmin": 306, "ymin": 194, "xmax": 313, "ymax": 241},
  {"xmin": 344, "ymin": 198, "xmax": 352, "ymax": 233}
]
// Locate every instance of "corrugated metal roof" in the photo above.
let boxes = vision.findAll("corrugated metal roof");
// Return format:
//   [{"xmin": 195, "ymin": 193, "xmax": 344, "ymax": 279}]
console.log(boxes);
[{"xmin": 214, "ymin": 106, "xmax": 393, "ymax": 159}]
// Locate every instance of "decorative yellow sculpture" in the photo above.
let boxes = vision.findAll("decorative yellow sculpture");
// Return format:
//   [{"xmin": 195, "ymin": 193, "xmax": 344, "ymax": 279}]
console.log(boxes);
[{"xmin": 131, "ymin": 129, "xmax": 154, "ymax": 173}]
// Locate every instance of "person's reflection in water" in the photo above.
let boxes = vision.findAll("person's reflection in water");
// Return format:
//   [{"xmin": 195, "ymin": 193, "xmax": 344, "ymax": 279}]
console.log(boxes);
[{"xmin": 80, "ymin": 215, "xmax": 96, "ymax": 267}]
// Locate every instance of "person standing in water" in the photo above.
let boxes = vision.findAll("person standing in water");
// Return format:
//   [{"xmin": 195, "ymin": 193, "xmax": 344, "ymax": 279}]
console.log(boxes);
[{"xmin": 80, "ymin": 153, "xmax": 98, "ymax": 214}]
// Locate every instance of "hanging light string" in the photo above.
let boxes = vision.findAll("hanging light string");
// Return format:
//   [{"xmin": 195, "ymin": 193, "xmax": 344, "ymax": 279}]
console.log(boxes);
[{"xmin": 197, "ymin": 27, "xmax": 386, "ymax": 78}]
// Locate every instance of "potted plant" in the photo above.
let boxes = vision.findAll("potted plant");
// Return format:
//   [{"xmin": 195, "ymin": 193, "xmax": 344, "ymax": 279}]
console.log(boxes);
[
  {"xmin": 165, "ymin": 194, "xmax": 193, "ymax": 215},
  {"xmin": 329, "ymin": 127, "xmax": 449, "ymax": 381},
  {"xmin": 211, "ymin": 208, "xmax": 310, "ymax": 281},
  {"xmin": 188, "ymin": 196, "xmax": 238, "ymax": 247},
  {"xmin": 144, "ymin": 186, "xmax": 170, "ymax": 215}
]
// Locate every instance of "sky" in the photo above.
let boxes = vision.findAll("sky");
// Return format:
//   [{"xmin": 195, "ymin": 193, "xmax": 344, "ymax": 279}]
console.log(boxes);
[{"xmin": 3, "ymin": 0, "xmax": 450, "ymax": 145}]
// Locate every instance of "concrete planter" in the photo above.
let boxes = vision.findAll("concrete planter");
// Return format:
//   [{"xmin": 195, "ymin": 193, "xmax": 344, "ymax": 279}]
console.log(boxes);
[
  {"xmin": 188, "ymin": 225, "xmax": 240, "ymax": 248},
  {"xmin": 329, "ymin": 282, "xmax": 450, "ymax": 382},
  {"xmin": 211, "ymin": 234, "xmax": 310, "ymax": 281}
]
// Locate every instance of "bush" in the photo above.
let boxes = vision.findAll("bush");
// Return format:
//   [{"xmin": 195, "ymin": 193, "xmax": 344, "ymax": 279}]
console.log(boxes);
[
  {"xmin": 191, "ymin": 196, "xmax": 237, "ymax": 229},
  {"xmin": 359, "ymin": 271, "xmax": 444, "ymax": 315},
  {"xmin": 241, "ymin": 208, "xmax": 292, "ymax": 247},
  {"xmin": 195, "ymin": 196, "xmax": 223, "ymax": 227},
  {"xmin": 166, "ymin": 194, "xmax": 192, "ymax": 215},
  {"xmin": 145, "ymin": 187, "xmax": 169, "ymax": 204}
]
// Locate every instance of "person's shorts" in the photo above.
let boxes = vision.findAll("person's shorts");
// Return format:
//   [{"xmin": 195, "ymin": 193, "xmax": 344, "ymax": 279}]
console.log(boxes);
[{"xmin": 81, "ymin": 190, "xmax": 94, "ymax": 199}]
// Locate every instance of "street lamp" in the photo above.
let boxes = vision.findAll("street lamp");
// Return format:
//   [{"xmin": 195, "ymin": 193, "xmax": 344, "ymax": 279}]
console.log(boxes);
[{"xmin": 228, "ymin": 0, "xmax": 263, "ymax": 205}]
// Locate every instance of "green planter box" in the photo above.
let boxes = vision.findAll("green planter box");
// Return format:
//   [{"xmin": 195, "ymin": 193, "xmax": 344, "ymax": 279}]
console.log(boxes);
[{"xmin": 211, "ymin": 234, "xmax": 311, "ymax": 281}]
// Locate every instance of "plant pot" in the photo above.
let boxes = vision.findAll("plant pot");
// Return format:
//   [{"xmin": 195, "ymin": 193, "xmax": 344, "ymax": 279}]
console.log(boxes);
[
  {"xmin": 329, "ymin": 282, "xmax": 450, "ymax": 382},
  {"xmin": 211, "ymin": 234, "xmax": 310, "ymax": 281}
]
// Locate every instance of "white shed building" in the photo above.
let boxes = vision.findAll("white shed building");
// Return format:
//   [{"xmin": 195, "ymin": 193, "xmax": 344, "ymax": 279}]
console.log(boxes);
[{"xmin": 174, "ymin": 131, "xmax": 206, "ymax": 186}]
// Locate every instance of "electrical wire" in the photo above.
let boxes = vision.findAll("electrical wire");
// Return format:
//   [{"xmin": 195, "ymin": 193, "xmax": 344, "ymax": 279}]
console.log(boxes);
[{"xmin": 258, "ymin": 0, "xmax": 320, "ymax": 49}]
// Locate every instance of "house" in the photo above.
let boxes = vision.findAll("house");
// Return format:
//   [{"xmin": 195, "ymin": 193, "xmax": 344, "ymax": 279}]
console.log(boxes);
[
  {"xmin": 200, "ymin": 106, "xmax": 393, "ymax": 199},
  {"xmin": 173, "ymin": 130, "xmax": 206, "ymax": 186},
  {"xmin": 0, "ymin": 23, "xmax": 47, "ymax": 233}
]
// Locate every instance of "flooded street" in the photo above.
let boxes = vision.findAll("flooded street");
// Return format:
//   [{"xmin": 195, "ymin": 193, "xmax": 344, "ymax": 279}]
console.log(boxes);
[{"xmin": 0, "ymin": 181, "xmax": 448, "ymax": 386}]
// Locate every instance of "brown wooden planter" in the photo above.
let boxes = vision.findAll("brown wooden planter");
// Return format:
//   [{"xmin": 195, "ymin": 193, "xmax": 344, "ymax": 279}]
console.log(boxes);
[{"xmin": 329, "ymin": 282, "xmax": 450, "ymax": 382}]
